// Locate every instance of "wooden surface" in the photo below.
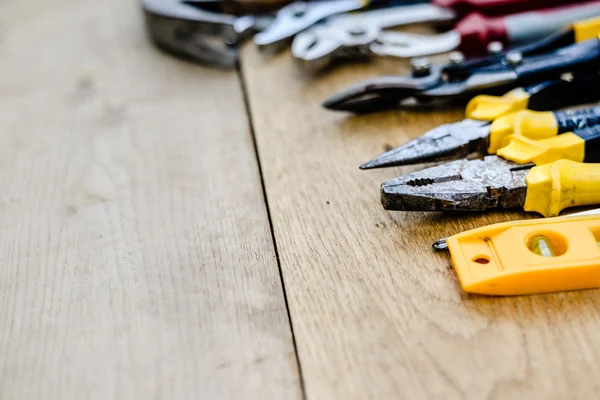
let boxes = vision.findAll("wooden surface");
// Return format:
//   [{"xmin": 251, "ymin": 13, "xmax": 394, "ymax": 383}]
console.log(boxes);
[
  {"xmin": 0, "ymin": 0, "xmax": 300, "ymax": 399},
  {"xmin": 3, "ymin": 0, "xmax": 600, "ymax": 399},
  {"xmin": 240, "ymin": 48, "xmax": 600, "ymax": 399}
]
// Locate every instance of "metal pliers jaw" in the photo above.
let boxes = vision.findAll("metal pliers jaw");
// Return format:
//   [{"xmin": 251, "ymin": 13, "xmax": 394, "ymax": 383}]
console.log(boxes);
[
  {"xmin": 292, "ymin": 23, "xmax": 382, "ymax": 71},
  {"xmin": 361, "ymin": 73, "xmax": 600, "ymax": 170},
  {"xmin": 381, "ymin": 156, "xmax": 532, "ymax": 212},
  {"xmin": 322, "ymin": 65, "xmax": 445, "ymax": 113},
  {"xmin": 293, "ymin": 28, "xmax": 460, "ymax": 72},
  {"xmin": 324, "ymin": 33, "xmax": 600, "ymax": 113},
  {"xmin": 291, "ymin": 3, "xmax": 456, "ymax": 71},
  {"xmin": 321, "ymin": 56, "xmax": 500, "ymax": 113},
  {"xmin": 360, "ymin": 119, "xmax": 491, "ymax": 169},
  {"xmin": 143, "ymin": 0, "xmax": 265, "ymax": 68},
  {"xmin": 254, "ymin": 0, "xmax": 368, "ymax": 54}
]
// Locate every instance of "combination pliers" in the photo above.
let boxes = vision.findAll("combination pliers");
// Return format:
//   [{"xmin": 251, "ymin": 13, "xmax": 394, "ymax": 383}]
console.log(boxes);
[{"xmin": 380, "ymin": 155, "xmax": 600, "ymax": 217}]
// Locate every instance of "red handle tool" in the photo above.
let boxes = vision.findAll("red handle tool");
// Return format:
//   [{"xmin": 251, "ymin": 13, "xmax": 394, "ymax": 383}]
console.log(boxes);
[
  {"xmin": 433, "ymin": 0, "xmax": 592, "ymax": 18},
  {"xmin": 455, "ymin": 0, "xmax": 600, "ymax": 55}
]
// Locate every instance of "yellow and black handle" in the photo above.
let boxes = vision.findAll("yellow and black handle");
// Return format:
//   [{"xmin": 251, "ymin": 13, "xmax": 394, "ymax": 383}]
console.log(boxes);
[
  {"xmin": 512, "ymin": 106, "xmax": 600, "ymax": 139},
  {"xmin": 466, "ymin": 73, "xmax": 600, "ymax": 124},
  {"xmin": 498, "ymin": 124, "xmax": 600, "ymax": 165}
]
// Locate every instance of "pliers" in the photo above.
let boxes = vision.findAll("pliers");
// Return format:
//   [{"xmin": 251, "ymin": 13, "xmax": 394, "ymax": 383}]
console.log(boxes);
[
  {"xmin": 380, "ymin": 156, "xmax": 600, "ymax": 217},
  {"xmin": 293, "ymin": 0, "xmax": 600, "ymax": 70},
  {"xmin": 360, "ymin": 75, "xmax": 600, "ymax": 169},
  {"xmin": 291, "ymin": 2, "xmax": 456, "ymax": 70},
  {"xmin": 143, "ymin": 0, "xmax": 271, "ymax": 68},
  {"xmin": 253, "ymin": 0, "xmax": 426, "ymax": 53},
  {"xmin": 323, "ymin": 17, "xmax": 600, "ymax": 113}
]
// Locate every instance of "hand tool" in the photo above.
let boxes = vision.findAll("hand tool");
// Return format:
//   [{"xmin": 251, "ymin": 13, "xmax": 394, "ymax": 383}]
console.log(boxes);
[
  {"xmin": 184, "ymin": 0, "xmax": 289, "ymax": 14},
  {"xmin": 497, "ymin": 124, "xmax": 600, "ymax": 166},
  {"xmin": 360, "ymin": 75, "xmax": 600, "ymax": 169},
  {"xmin": 322, "ymin": 17, "xmax": 600, "ymax": 113},
  {"xmin": 143, "ymin": 0, "xmax": 271, "ymax": 68},
  {"xmin": 253, "ymin": 0, "xmax": 419, "ymax": 52},
  {"xmin": 291, "ymin": 4, "xmax": 456, "ymax": 70},
  {"xmin": 294, "ymin": 0, "xmax": 600, "ymax": 67},
  {"xmin": 432, "ymin": 209, "xmax": 600, "ymax": 296},
  {"xmin": 380, "ymin": 156, "xmax": 600, "ymax": 217}
]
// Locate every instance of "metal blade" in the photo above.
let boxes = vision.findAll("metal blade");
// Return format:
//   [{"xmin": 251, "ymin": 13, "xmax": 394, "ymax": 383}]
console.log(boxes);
[
  {"xmin": 360, "ymin": 119, "xmax": 491, "ymax": 169},
  {"xmin": 322, "ymin": 70, "xmax": 443, "ymax": 113},
  {"xmin": 370, "ymin": 30, "xmax": 461, "ymax": 59},
  {"xmin": 254, "ymin": 0, "xmax": 363, "ymax": 52}
]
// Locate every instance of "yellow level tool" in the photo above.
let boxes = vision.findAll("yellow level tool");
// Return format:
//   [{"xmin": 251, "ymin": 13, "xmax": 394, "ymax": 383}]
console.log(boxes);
[{"xmin": 435, "ymin": 210, "xmax": 600, "ymax": 295}]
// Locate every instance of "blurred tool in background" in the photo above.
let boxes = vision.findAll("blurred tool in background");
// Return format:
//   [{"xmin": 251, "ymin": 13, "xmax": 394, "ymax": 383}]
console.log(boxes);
[
  {"xmin": 293, "ymin": 0, "xmax": 600, "ymax": 70},
  {"xmin": 433, "ymin": 209, "xmax": 600, "ymax": 296},
  {"xmin": 143, "ymin": 0, "xmax": 600, "ymax": 69},
  {"xmin": 323, "ymin": 17, "xmax": 600, "ymax": 112}
]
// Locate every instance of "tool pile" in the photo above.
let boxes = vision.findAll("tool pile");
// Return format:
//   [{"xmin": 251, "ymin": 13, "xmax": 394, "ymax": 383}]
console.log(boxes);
[{"xmin": 143, "ymin": 0, "xmax": 600, "ymax": 296}]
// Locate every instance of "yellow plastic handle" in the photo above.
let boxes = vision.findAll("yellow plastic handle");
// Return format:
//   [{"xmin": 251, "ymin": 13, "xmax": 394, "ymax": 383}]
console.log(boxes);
[
  {"xmin": 512, "ymin": 110, "xmax": 560, "ymax": 139},
  {"xmin": 447, "ymin": 214, "xmax": 600, "ymax": 295},
  {"xmin": 525, "ymin": 160, "xmax": 600, "ymax": 217},
  {"xmin": 465, "ymin": 88, "xmax": 530, "ymax": 121},
  {"xmin": 574, "ymin": 16, "xmax": 600, "ymax": 42},
  {"xmin": 497, "ymin": 132, "xmax": 585, "ymax": 165},
  {"xmin": 486, "ymin": 112, "xmax": 517, "ymax": 153},
  {"xmin": 487, "ymin": 110, "xmax": 563, "ymax": 154}
]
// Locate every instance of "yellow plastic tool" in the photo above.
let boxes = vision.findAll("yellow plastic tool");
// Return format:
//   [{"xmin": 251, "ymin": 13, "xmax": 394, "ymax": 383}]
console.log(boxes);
[
  {"xmin": 446, "ymin": 213, "xmax": 600, "ymax": 295},
  {"xmin": 465, "ymin": 88, "xmax": 530, "ymax": 121},
  {"xmin": 487, "ymin": 112, "xmax": 522, "ymax": 153},
  {"xmin": 574, "ymin": 16, "xmax": 600, "ymax": 41},
  {"xmin": 524, "ymin": 160, "xmax": 600, "ymax": 217},
  {"xmin": 497, "ymin": 133, "xmax": 585, "ymax": 165}
]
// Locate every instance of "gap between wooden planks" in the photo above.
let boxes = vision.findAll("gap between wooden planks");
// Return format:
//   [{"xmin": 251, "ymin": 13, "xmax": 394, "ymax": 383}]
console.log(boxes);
[
  {"xmin": 0, "ymin": 0, "xmax": 301, "ymax": 399},
  {"xmin": 240, "ymin": 43, "xmax": 600, "ymax": 399}
]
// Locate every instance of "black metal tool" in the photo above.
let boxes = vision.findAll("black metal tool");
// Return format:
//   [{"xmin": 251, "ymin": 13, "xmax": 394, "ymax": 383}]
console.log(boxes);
[
  {"xmin": 143, "ymin": 0, "xmax": 271, "ymax": 68},
  {"xmin": 360, "ymin": 75, "xmax": 600, "ymax": 169},
  {"xmin": 323, "ymin": 28, "xmax": 600, "ymax": 113}
]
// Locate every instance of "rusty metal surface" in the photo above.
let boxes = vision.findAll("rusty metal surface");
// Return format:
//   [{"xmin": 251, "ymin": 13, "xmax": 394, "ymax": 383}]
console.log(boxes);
[
  {"xmin": 360, "ymin": 118, "xmax": 491, "ymax": 169},
  {"xmin": 381, "ymin": 156, "xmax": 532, "ymax": 212}
]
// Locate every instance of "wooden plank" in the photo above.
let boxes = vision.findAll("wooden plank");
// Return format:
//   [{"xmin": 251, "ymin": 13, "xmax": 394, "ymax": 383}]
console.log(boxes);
[
  {"xmin": 0, "ymin": 1, "xmax": 301, "ymax": 399},
  {"xmin": 240, "ymin": 44, "xmax": 600, "ymax": 399}
]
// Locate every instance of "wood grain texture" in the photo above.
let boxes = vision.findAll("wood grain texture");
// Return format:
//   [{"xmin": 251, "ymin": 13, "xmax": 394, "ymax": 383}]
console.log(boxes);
[
  {"xmin": 0, "ymin": 1, "xmax": 300, "ymax": 399},
  {"xmin": 240, "ymin": 45, "xmax": 600, "ymax": 399}
]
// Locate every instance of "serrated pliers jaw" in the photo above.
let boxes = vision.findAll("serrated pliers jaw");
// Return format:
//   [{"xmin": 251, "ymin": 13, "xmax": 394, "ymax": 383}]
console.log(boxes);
[{"xmin": 380, "ymin": 156, "xmax": 532, "ymax": 212}]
